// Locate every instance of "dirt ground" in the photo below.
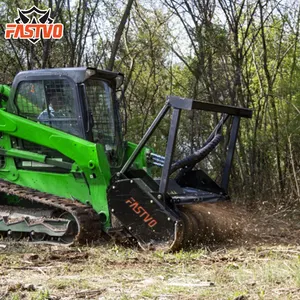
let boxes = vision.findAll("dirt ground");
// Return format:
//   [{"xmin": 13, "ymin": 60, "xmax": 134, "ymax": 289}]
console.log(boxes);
[{"xmin": 0, "ymin": 204, "xmax": 299, "ymax": 300}]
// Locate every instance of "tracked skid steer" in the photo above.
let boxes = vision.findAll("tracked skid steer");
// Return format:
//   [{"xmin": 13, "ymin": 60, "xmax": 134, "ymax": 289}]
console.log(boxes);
[{"xmin": 0, "ymin": 68, "xmax": 252, "ymax": 251}]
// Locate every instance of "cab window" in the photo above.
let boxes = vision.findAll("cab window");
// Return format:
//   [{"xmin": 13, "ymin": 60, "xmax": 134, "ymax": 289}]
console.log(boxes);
[{"xmin": 15, "ymin": 79, "xmax": 83, "ymax": 138}]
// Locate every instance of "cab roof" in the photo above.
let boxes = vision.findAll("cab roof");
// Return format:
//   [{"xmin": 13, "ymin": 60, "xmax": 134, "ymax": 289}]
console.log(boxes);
[{"xmin": 13, "ymin": 67, "xmax": 124, "ymax": 87}]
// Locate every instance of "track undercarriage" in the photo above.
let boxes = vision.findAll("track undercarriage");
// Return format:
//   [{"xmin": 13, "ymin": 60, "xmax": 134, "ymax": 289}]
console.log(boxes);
[{"xmin": 0, "ymin": 180, "xmax": 102, "ymax": 245}]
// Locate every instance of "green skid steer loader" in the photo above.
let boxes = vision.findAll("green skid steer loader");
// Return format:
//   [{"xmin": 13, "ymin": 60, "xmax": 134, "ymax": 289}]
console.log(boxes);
[{"xmin": 0, "ymin": 67, "xmax": 252, "ymax": 251}]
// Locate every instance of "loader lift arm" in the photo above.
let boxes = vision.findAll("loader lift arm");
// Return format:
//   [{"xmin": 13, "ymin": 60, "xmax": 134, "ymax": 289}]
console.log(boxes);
[{"xmin": 108, "ymin": 96, "xmax": 252, "ymax": 250}]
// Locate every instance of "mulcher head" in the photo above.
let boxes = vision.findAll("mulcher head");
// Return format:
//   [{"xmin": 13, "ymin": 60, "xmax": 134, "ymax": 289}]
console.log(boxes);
[{"xmin": 108, "ymin": 96, "xmax": 252, "ymax": 251}]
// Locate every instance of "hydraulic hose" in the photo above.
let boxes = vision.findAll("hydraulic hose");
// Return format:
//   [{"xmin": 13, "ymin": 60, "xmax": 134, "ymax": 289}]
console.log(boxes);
[{"xmin": 170, "ymin": 133, "xmax": 223, "ymax": 174}]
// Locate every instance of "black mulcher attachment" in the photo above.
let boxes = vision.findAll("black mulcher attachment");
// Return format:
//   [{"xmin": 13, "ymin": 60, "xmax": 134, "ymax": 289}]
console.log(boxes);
[{"xmin": 108, "ymin": 96, "xmax": 252, "ymax": 251}]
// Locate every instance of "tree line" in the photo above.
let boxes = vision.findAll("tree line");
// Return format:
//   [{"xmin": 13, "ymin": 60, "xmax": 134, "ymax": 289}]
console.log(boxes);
[{"xmin": 0, "ymin": 0, "xmax": 299, "ymax": 206}]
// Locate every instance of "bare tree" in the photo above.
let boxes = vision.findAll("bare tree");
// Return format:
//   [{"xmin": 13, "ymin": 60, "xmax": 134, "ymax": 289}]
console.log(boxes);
[{"xmin": 107, "ymin": 0, "xmax": 135, "ymax": 71}]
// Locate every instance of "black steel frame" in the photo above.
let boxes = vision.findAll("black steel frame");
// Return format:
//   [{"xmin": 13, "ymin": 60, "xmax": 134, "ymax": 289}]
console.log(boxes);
[{"xmin": 121, "ymin": 96, "xmax": 252, "ymax": 197}]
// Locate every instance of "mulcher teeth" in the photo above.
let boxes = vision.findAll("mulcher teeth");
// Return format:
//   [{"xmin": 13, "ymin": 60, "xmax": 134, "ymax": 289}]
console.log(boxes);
[{"xmin": 175, "ymin": 202, "xmax": 242, "ymax": 249}]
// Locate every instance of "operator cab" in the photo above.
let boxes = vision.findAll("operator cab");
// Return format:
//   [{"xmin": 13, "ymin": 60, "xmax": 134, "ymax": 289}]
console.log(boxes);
[{"xmin": 8, "ymin": 67, "xmax": 124, "ymax": 167}]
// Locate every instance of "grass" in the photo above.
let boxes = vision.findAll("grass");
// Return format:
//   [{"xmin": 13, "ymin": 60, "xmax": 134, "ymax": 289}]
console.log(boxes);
[
  {"xmin": 0, "ymin": 242, "xmax": 299, "ymax": 299},
  {"xmin": 5, "ymin": 288, "xmax": 50, "ymax": 300}
]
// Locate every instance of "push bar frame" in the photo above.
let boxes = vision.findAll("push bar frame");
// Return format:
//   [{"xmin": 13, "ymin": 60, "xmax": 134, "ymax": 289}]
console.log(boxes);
[{"xmin": 121, "ymin": 96, "xmax": 252, "ymax": 198}]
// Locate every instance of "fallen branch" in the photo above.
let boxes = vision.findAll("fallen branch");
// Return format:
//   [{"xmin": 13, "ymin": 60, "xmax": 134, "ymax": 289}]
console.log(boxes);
[
  {"xmin": 167, "ymin": 282, "xmax": 215, "ymax": 287},
  {"xmin": 75, "ymin": 289, "xmax": 106, "ymax": 298}
]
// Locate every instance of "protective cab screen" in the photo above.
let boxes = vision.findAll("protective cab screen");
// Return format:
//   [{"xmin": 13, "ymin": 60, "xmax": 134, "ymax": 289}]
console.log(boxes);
[
  {"xmin": 15, "ymin": 79, "xmax": 83, "ymax": 138},
  {"xmin": 84, "ymin": 79, "xmax": 117, "ymax": 149}
]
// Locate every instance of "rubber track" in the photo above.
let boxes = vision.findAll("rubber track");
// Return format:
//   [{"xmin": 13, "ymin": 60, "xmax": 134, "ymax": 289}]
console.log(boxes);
[{"xmin": 0, "ymin": 179, "xmax": 102, "ymax": 244}]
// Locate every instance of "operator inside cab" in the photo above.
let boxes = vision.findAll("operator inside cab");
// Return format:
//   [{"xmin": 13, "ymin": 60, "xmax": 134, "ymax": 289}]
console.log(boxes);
[
  {"xmin": 37, "ymin": 94, "xmax": 80, "ymax": 137},
  {"xmin": 38, "ymin": 95, "xmax": 70, "ymax": 120}
]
